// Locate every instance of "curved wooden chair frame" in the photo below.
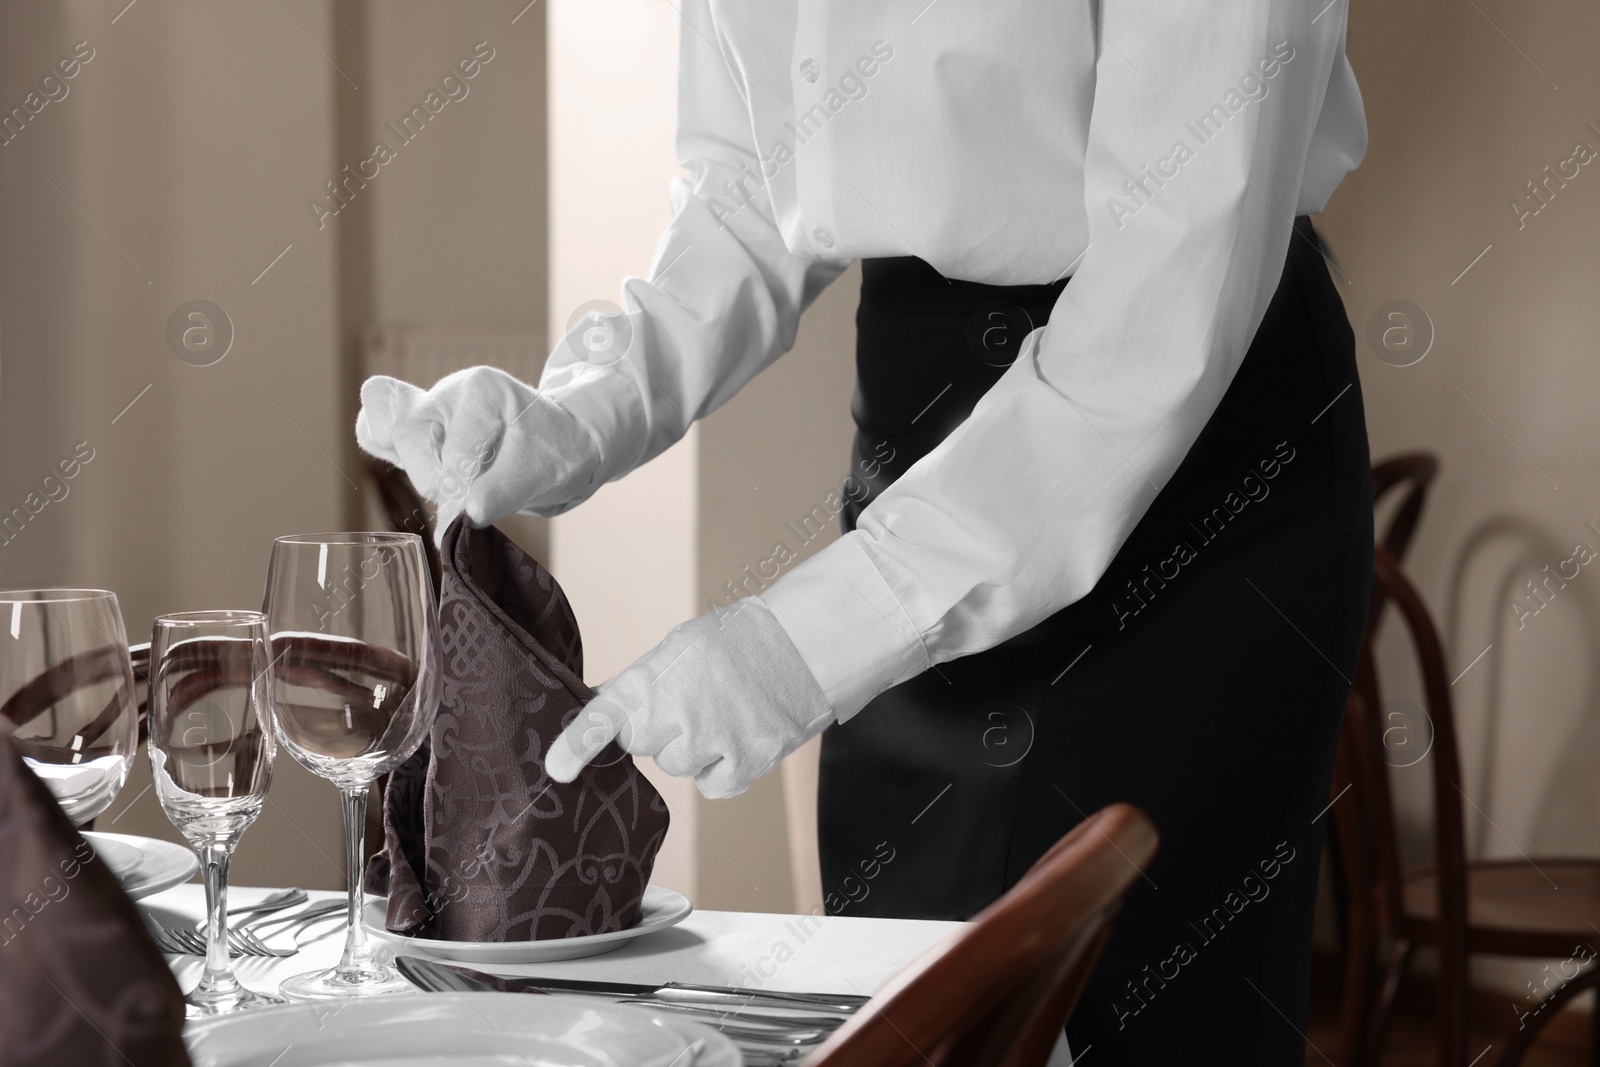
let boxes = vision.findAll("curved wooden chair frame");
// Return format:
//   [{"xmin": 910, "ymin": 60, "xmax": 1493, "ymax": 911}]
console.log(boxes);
[
  {"xmin": 1332, "ymin": 544, "xmax": 1600, "ymax": 1067},
  {"xmin": 807, "ymin": 803, "xmax": 1158, "ymax": 1067}
]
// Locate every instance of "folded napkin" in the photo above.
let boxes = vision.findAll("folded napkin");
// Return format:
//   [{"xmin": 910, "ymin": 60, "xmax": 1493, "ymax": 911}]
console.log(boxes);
[
  {"xmin": 0, "ymin": 726, "xmax": 190, "ymax": 1067},
  {"xmin": 366, "ymin": 517, "xmax": 670, "ymax": 941}
]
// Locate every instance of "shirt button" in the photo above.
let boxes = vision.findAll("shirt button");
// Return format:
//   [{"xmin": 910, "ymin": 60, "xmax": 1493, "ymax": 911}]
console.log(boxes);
[
  {"xmin": 812, "ymin": 226, "xmax": 834, "ymax": 248},
  {"xmin": 799, "ymin": 58, "xmax": 820, "ymax": 83}
]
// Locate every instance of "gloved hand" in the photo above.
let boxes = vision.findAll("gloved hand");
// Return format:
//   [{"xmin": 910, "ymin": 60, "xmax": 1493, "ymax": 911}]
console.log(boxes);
[
  {"xmin": 355, "ymin": 366, "xmax": 603, "ymax": 542},
  {"xmin": 545, "ymin": 597, "xmax": 836, "ymax": 799}
]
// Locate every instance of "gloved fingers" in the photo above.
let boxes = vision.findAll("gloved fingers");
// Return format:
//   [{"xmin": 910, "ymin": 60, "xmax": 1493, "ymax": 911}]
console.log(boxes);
[
  {"xmin": 694, "ymin": 757, "xmax": 754, "ymax": 800},
  {"xmin": 460, "ymin": 393, "xmax": 599, "ymax": 526},
  {"xmin": 431, "ymin": 497, "xmax": 465, "ymax": 548},
  {"xmin": 545, "ymin": 696, "xmax": 634, "ymax": 783},
  {"xmin": 459, "ymin": 441, "xmax": 548, "ymax": 529},
  {"xmin": 359, "ymin": 365, "xmax": 603, "ymax": 528},
  {"xmin": 354, "ymin": 407, "xmax": 393, "ymax": 466},
  {"xmin": 547, "ymin": 599, "xmax": 838, "ymax": 796},
  {"xmin": 436, "ymin": 427, "xmax": 504, "ymax": 527},
  {"xmin": 429, "ymin": 367, "xmax": 541, "ymax": 527},
  {"xmin": 360, "ymin": 375, "xmax": 450, "ymax": 503},
  {"xmin": 445, "ymin": 424, "xmax": 549, "ymax": 530},
  {"xmin": 355, "ymin": 376, "xmax": 424, "ymax": 464},
  {"xmin": 388, "ymin": 408, "xmax": 448, "ymax": 502},
  {"xmin": 652, "ymin": 733, "xmax": 714, "ymax": 780}
]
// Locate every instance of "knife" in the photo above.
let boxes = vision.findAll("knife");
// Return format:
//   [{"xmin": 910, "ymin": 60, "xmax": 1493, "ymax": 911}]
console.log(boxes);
[
  {"xmin": 396, "ymin": 956, "xmax": 840, "ymax": 1048},
  {"xmin": 395, "ymin": 956, "xmax": 866, "ymax": 1014}
]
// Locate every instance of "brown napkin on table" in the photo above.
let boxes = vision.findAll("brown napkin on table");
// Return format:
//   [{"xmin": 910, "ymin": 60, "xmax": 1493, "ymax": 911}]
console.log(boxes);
[
  {"xmin": 0, "ymin": 727, "xmax": 190, "ymax": 1067},
  {"xmin": 366, "ymin": 517, "xmax": 670, "ymax": 941}
]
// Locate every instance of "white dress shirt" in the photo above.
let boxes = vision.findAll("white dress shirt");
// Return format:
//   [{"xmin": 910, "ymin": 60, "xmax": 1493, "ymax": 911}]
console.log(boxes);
[{"xmin": 536, "ymin": 0, "xmax": 1366, "ymax": 720}]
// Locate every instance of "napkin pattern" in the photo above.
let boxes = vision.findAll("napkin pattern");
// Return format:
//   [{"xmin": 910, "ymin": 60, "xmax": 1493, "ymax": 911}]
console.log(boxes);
[
  {"xmin": 0, "ymin": 727, "xmax": 190, "ymax": 1067},
  {"xmin": 367, "ymin": 518, "xmax": 670, "ymax": 941}
]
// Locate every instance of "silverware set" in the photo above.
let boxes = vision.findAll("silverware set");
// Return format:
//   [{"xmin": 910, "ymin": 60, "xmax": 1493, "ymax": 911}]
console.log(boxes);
[
  {"xmin": 396, "ymin": 956, "xmax": 856, "ymax": 1063},
  {"xmin": 147, "ymin": 889, "xmax": 346, "ymax": 959},
  {"xmin": 154, "ymin": 904, "xmax": 857, "ymax": 1061}
]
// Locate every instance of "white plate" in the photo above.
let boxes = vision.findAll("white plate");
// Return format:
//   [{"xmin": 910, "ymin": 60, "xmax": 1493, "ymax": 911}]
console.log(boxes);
[
  {"xmin": 83, "ymin": 831, "xmax": 199, "ymax": 901},
  {"xmin": 184, "ymin": 990, "xmax": 739, "ymax": 1067},
  {"xmin": 364, "ymin": 885, "xmax": 693, "ymax": 964}
]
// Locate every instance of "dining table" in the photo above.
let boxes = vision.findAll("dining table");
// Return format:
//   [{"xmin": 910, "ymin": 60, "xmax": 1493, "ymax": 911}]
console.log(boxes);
[{"xmin": 142, "ymin": 883, "xmax": 1079, "ymax": 1065}]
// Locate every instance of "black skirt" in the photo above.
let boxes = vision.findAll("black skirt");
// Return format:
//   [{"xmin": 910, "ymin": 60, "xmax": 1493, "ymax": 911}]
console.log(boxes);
[{"xmin": 818, "ymin": 216, "xmax": 1372, "ymax": 1064}]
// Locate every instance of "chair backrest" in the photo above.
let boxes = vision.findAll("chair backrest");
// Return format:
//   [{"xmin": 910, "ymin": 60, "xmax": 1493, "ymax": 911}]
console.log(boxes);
[
  {"xmin": 129, "ymin": 640, "xmax": 152, "ymax": 745},
  {"xmin": 805, "ymin": 803, "xmax": 1158, "ymax": 1067},
  {"xmin": 1329, "ymin": 451, "xmax": 1442, "ymax": 937},
  {"xmin": 0, "ymin": 645, "xmax": 134, "ymax": 763},
  {"xmin": 1366, "ymin": 453, "xmax": 1440, "ymax": 634},
  {"xmin": 1331, "ymin": 546, "xmax": 1469, "ymax": 949},
  {"xmin": 367, "ymin": 458, "xmax": 441, "ymax": 594}
]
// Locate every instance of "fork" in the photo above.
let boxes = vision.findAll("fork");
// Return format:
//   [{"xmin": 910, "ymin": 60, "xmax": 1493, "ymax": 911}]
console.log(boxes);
[
  {"xmin": 150, "ymin": 899, "xmax": 346, "ymax": 957},
  {"xmin": 147, "ymin": 917, "xmax": 204, "ymax": 956},
  {"xmin": 395, "ymin": 956, "xmax": 833, "ymax": 1049},
  {"xmin": 229, "ymin": 902, "xmax": 347, "ymax": 957},
  {"xmin": 197, "ymin": 887, "xmax": 307, "ymax": 931},
  {"xmin": 147, "ymin": 887, "xmax": 306, "ymax": 953}
]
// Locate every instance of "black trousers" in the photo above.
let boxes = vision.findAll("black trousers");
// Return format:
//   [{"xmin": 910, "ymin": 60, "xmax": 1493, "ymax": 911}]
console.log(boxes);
[{"xmin": 818, "ymin": 217, "xmax": 1372, "ymax": 1064}]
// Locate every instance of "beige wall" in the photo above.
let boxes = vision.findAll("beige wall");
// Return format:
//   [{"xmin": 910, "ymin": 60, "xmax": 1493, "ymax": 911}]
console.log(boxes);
[
  {"xmin": 0, "ymin": 0, "xmax": 548, "ymax": 891},
  {"xmin": 544, "ymin": 0, "xmax": 862, "ymax": 913},
  {"xmin": 545, "ymin": 0, "xmax": 702, "ymax": 902},
  {"xmin": 1323, "ymin": 0, "xmax": 1600, "ymax": 997},
  {"xmin": 694, "ymin": 269, "xmax": 860, "ymax": 914},
  {"xmin": 1, "ymin": 0, "xmax": 348, "ymax": 889},
  {"xmin": 354, "ymin": 0, "xmax": 550, "ymax": 572}
]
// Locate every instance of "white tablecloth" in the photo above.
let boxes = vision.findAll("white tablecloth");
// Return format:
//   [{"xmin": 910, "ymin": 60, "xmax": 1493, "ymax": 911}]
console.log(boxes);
[{"xmin": 141, "ymin": 885, "xmax": 1074, "ymax": 1064}]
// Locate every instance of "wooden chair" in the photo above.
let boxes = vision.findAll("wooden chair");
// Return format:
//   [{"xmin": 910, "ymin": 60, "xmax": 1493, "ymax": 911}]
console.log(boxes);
[
  {"xmin": 131, "ymin": 641, "xmax": 151, "ymax": 740},
  {"xmin": 0, "ymin": 644, "xmax": 135, "ymax": 764},
  {"xmin": 805, "ymin": 803, "xmax": 1158, "ymax": 1067},
  {"xmin": 1494, "ymin": 965, "xmax": 1600, "ymax": 1065},
  {"xmin": 1367, "ymin": 452, "xmax": 1441, "ymax": 633},
  {"xmin": 367, "ymin": 457, "xmax": 441, "ymax": 595},
  {"xmin": 1330, "ymin": 454, "xmax": 1441, "ymax": 886},
  {"xmin": 364, "ymin": 457, "xmax": 441, "ymax": 859},
  {"xmin": 1325, "ymin": 452, "xmax": 1439, "ymax": 1048},
  {"xmin": 1330, "ymin": 545, "xmax": 1600, "ymax": 1067},
  {"xmin": 7, "ymin": 635, "xmax": 415, "ymax": 831}
]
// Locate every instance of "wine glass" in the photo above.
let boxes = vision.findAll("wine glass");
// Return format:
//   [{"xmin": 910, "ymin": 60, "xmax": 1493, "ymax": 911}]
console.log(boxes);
[
  {"xmin": 263, "ymin": 532, "xmax": 440, "ymax": 1000},
  {"xmin": 148, "ymin": 610, "xmax": 284, "ymax": 1016},
  {"xmin": 0, "ymin": 589, "xmax": 137, "ymax": 825}
]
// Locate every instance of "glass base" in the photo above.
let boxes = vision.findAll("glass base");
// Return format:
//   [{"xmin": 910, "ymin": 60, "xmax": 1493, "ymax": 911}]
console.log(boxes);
[
  {"xmin": 185, "ymin": 985, "xmax": 287, "ymax": 1018},
  {"xmin": 278, "ymin": 961, "xmax": 416, "ymax": 1001}
]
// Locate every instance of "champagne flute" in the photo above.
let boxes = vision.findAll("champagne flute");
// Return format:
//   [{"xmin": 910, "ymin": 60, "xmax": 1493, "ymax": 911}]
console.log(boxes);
[
  {"xmin": 148, "ymin": 611, "xmax": 285, "ymax": 1015},
  {"xmin": 263, "ymin": 532, "xmax": 440, "ymax": 1000},
  {"xmin": 0, "ymin": 589, "xmax": 137, "ymax": 826}
]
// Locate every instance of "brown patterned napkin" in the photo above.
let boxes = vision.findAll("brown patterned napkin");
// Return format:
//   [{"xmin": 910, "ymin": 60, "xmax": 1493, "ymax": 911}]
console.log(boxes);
[
  {"xmin": 0, "ymin": 726, "xmax": 190, "ymax": 1067},
  {"xmin": 366, "ymin": 517, "xmax": 670, "ymax": 941}
]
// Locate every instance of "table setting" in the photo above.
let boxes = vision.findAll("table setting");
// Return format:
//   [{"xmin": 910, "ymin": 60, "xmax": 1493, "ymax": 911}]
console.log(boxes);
[{"xmin": 0, "ymin": 521, "xmax": 964, "ymax": 1067}]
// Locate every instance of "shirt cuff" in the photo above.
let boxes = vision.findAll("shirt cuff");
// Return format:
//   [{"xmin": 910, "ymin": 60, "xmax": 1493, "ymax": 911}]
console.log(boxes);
[{"xmin": 761, "ymin": 531, "xmax": 930, "ymax": 722}]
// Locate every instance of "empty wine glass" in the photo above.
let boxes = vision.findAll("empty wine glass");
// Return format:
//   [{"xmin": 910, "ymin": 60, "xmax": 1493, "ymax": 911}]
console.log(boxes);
[
  {"xmin": 148, "ymin": 610, "xmax": 284, "ymax": 1016},
  {"xmin": 0, "ymin": 589, "xmax": 137, "ymax": 826},
  {"xmin": 263, "ymin": 532, "xmax": 440, "ymax": 1000}
]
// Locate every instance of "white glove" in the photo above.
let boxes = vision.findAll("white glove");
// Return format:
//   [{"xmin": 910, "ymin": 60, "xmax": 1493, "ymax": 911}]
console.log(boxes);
[
  {"xmin": 545, "ymin": 597, "xmax": 836, "ymax": 799},
  {"xmin": 355, "ymin": 366, "xmax": 603, "ymax": 541}
]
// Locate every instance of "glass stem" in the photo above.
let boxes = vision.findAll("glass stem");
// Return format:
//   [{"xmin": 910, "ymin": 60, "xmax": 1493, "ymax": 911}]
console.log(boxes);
[
  {"xmin": 336, "ymin": 784, "xmax": 374, "ymax": 976},
  {"xmin": 197, "ymin": 842, "xmax": 239, "ymax": 996}
]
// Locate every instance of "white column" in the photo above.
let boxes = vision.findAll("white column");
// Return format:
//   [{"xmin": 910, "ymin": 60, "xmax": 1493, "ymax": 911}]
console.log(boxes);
[
  {"xmin": 547, "ymin": 0, "xmax": 863, "ymax": 912},
  {"xmin": 547, "ymin": 0, "xmax": 699, "ymax": 899}
]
